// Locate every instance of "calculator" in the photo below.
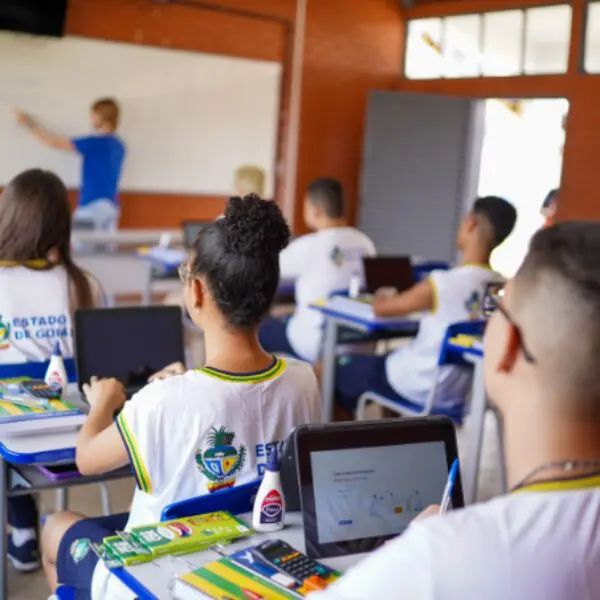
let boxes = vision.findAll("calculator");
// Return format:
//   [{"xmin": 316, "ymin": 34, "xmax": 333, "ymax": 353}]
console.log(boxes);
[
  {"xmin": 251, "ymin": 539, "xmax": 332, "ymax": 589},
  {"xmin": 20, "ymin": 380, "xmax": 61, "ymax": 400}
]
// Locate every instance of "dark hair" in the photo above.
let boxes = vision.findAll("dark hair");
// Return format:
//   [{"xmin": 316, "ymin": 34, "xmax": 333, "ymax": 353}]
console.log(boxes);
[
  {"xmin": 542, "ymin": 189, "xmax": 559, "ymax": 210},
  {"xmin": 472, "ymin": 196, "xmax": 517, "ymax": 249},
  {"xmin": 190, "ymin": 194, "xmax": 291, "ymax": 329},
  {"xmin": 306, "ymin": 178, "xmax": 345, "ymax": 219},
  {"xmin": 91, "ymin": 97, "xmax": 120, "ymax": 130},
  {"xmin": 0, "ymin": 169, "xmax": 94, "ymax": 309}
]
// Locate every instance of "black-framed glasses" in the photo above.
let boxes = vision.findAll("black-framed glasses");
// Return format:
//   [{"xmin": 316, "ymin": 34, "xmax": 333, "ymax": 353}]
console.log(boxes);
[{"xmin": 483, "ymin": 282, "xmax": 537, "ymax": 364}]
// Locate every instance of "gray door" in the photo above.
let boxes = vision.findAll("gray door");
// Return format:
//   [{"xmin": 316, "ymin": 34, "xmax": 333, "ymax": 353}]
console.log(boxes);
[{"xmin": 359, "ymin": 91, "xmax": 484, "ymax": 262}]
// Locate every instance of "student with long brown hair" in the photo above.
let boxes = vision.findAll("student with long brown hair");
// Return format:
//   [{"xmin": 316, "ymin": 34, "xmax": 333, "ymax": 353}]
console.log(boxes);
[{"xmin": 0, "ymin": 168, "xmax": 104, "ymax": 572}]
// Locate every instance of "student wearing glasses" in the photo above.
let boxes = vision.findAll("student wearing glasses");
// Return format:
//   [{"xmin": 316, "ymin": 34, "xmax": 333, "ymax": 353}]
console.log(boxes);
[
  {"xmin": 40, "ymin": 195, "xmax": 322, "ymax": 599},
  {"xmin": 333, "ymin": 196, "xmax": 517, "ymax": 419},
  {"xmin": 313, "ymin": 222, "xmax": 600, "ymax": 599}
]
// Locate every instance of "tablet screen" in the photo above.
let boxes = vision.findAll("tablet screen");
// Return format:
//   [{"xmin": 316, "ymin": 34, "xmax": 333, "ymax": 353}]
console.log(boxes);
[
  {"xmin": 310, "ymin": 442, "xmax": 448, "ymax": 545},
  {"xmin": 296, "ymin": 419, "xmax": 463, "ymax": 559}
]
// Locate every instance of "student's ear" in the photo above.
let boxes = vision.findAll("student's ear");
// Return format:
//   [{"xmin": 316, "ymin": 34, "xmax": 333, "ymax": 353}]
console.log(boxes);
[
  {"xmin": 496, "ymin": 323, "xmax": 521, "ymax": 374},
  {"xmin": 190, "ymin": 278, "xmax": 205, "ymax": 312},
  {"xmin": 464, "ymin": 213, "xmax": 478, "ymax": 233}
]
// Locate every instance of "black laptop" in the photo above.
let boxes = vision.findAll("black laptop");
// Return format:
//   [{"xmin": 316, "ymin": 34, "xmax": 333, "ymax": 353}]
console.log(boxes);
[
  {"xmin": 75, "ymin": 306, "xmax": 185, "ymax": 399},
  {"xmin": 182, "ymin": 220, "xmax": 212, "ymax": 250},
  {"xmin": 362, "ymin": 256, "xmax": 415, "ymax": 295}
]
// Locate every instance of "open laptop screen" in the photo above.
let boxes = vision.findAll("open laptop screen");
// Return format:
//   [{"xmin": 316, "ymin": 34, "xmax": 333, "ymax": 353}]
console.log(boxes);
[
  {"xmin": 75, "ymin": 306, "xmax": 184, "ymax": 393},
  {"xmin": 362, "ymin": 256, "xmax": 414, "ymax": 295}
]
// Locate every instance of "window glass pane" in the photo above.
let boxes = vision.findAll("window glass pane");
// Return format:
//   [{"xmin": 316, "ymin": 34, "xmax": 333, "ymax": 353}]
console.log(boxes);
[
  {"xmin": 524, "ymin": 5, "xmax": 571, "ymax": 74},
  {"xmin": 442, "ymin": 14, "xmax": 481, "ymax": 78},
  {"xmin": 482, "ymin": 11, "xmax": 524, "ymax": 76},
  {"xmin": 405, "ymin": 18, "xmax": 443, "ymax": 79},
  {"xmin": 585, "ymin": 1, "xmax": 600, "ymax": 72}
]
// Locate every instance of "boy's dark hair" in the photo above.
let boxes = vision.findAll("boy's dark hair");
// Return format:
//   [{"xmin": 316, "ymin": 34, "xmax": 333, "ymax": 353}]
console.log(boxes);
[
  {"xmin": 91, "ymin": 97, "xmax": 120, "ymax": 130},
  {"xmin": 472, "ymin": 196, "xmax": 517, "ymax": 249},
  {"xmin": 306, "ymin": 178, "xmax": 345, "ymax": 219},
  {"xmin": 190, "ymin": 194, "xmax": 291, "ymax": 329},
  {"xmin": 542, "ymin": 188, "xmax": 559, "ymax": 210}
]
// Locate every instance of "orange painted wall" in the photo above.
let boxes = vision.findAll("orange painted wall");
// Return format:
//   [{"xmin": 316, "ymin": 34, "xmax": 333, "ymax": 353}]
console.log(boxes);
[
  {"xmin": 401, "ymin": 0, "xmax": 599, "ymax": 222},
  {"xmin": 64, "ymin": 0, "xmax": 293, "ymax": 228}
]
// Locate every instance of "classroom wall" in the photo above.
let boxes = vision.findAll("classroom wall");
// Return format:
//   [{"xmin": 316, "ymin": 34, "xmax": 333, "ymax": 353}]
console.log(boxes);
[
  {"xmin": 401, "ymin": 0, "xmax": 600, "ymax": 223},
  {"xmin": 65, "ymin": 0, "xmax": 294, "ymax": 228},
  {"xmin": 64, "ymin": 0, "xmax": 405, "ymax": 232}
]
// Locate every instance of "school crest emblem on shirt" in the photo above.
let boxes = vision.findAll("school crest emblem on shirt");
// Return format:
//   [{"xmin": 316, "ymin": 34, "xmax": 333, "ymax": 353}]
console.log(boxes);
[
  {"xmin": 465, "ymin": 292, "xmax": 482, "ymax": 320},
  {"xmin": 330, "ymin": 246, "xmax": 345, "ymax": 267},
  {"xmin": 0, "ymin": 316, "xmax": 10, "ymax": 351},
  {"xmin": 196, "ymin": 426, "xmax": 247, "ymax": 493}
]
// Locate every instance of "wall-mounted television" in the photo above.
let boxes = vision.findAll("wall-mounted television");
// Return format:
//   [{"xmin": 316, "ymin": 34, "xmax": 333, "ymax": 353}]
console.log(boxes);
[{"xmin": 0, "ymin": 0, "xmax": 68, "ymax": 38}]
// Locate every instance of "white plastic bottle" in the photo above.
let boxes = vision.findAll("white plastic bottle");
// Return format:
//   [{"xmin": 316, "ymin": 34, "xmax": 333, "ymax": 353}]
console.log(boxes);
[
  {"xmin": 348, "ymin": 273, "xmax": 361, "ymax": 299},
  {"xmin": 44, "ymin": 342, "xmax": 68, "ymax": 394},
  {"xmin": 253, "ymin": 450, "xmax": 285, "ymax": 532}
]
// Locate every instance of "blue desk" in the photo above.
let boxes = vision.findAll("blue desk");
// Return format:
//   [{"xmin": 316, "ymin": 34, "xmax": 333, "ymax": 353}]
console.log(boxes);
[
  {"xmin": 311, "ymin": 300, "xmax": 421, "ymax": 422},
  {"xmin": 445, "ymin": 336, "xmax": 506, "ymax": 504},
  {"xmin": 0, "ymin": 385, "xmax": 131, "ymax": 600}
]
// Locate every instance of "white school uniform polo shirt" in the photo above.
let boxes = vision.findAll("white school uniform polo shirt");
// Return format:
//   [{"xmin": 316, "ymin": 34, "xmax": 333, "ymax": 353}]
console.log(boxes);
[
  {"xmin": 280, "ymin": 227, "xmax": 376, "ymax": 362},
  {"xmin": 0, "ymin": 265, "xmax": 75, "ymax": 363},
  {"xmin": 385, "ymin": 264, "xmax": 498, "ymax": 408},
  {"xmin": 312, "ymin": 479, "xmax": 600, "ymax": 600},
  {"xmin": 91, "ymin": 356, "xmax": 322, "ymax": 600}
]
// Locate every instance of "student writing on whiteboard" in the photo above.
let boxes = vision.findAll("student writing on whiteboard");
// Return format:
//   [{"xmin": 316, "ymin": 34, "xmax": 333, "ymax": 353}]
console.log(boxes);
[
  {"xmin": 14, "ymin": 98, "xmax": 126, "ymax": 232},
  {"xmin": 0, "ymin": 169, "xmax": 105, "ymax": 573}
]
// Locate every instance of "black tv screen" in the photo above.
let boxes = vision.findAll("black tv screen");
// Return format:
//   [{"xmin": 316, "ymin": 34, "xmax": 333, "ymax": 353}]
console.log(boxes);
[{"xmin": 0, "ymin": 0, "xmax": 68, "ymax": 38}]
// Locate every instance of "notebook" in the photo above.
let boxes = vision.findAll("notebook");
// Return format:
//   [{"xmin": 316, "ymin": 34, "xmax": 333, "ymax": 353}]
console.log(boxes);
[{"xmin": 174, "ymin": 557, "xmax": 300, "ymax": 600}]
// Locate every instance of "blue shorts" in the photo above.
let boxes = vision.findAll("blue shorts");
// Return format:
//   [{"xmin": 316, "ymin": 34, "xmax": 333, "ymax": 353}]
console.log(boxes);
[
  {"xmin": 335, "ymin": 354, "xmax": 403, "ymax": 413},
  {"xmin": 258, "ymin": 316, "xmax": 300, "ymax": 358},
  {"xmin": 57, "ymin": 513, "xmax": 129, "ymax": 599}
]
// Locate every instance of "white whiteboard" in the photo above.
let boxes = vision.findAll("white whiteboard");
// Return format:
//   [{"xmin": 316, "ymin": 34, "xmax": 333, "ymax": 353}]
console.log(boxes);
[{"xmin": 0, "ymin": 33, "xmax": 281, "ymax": 196}]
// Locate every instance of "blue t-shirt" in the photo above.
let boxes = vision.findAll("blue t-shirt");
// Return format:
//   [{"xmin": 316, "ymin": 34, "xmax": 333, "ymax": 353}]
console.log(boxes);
[{"xmin": 71, "ymin": 134, "xmax": 126, "ymax": 207}]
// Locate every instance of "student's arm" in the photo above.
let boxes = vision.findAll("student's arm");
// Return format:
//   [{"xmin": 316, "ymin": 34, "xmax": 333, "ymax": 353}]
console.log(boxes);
[
  {"xmin": 76, "ymin": 377, "xmax": 129, "ymax": 476},
  {"xmin": 373, "ymin": 279, "xmax": 435, "ymax": 318},
  {"xmin": 279, "ymin": 237, "xmax": 309, "ymax": 280},
  {"xmin": 14, "ymin": 109, "xmax": 75, "ymax": 152}
]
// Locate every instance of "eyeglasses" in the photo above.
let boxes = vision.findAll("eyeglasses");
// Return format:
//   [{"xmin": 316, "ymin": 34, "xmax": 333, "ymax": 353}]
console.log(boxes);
[
  {"xmin": 484, "ymin": 283, "xmax": 537, "ymax": 364},
  {"xmin": 178, "ymin": 263, "xmax": 197, "ymax": 284}
]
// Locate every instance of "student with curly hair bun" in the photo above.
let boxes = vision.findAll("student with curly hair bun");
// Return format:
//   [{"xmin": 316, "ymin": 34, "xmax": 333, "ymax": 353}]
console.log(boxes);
[{"xmin": 41, "ymin": 194, "xmax": 322, "ymax": 600}]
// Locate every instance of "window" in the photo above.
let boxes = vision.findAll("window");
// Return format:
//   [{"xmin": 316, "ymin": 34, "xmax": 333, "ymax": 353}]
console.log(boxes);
[
  {"xmin": 585, "ymin": 1, "xmax": 600, "ymax": 72},
  {"xmin": 404, "ymin": 5, "xmax": 571, "ymax": 80},
  {"xmin": 442, "ymin": 15, "xmax": 481, "ymax": 78},
  {"xmin": 481, "ymin": 11, "xmax": 524, "ymax": 77},
  {"xmin": 524, "ymin": 5, "xmax": 572, "ymax": 74}
]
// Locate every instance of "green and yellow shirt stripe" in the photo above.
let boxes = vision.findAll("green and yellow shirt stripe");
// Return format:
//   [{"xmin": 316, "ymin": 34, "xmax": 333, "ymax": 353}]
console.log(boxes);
[
  {"xmin": 198, "ymin": 356, "xmax": 286, "ymax": 384},
  {"xmin": 514, "ymin": 472, "xmax": 600, "ymax": 494},
  {"xmin": 116, "ymin": 412, "xmax": 153, "ymax": 494}
]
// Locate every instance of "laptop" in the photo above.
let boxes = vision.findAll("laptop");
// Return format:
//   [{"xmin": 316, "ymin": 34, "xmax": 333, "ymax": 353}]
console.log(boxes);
[
  {"xmin": 182, "ymin": 220, "xmax": 212, "ymax": 250},
  {"xmin": 294, "ymin": 418, "xmax": 463, "ymax": 558},
  {"xmin": 75, "ymin": 306, "xmax": 185, "ymax": 399},
  {"xmin": 362, "ymin": 256, "xmax": 414, "ymax": 295}
]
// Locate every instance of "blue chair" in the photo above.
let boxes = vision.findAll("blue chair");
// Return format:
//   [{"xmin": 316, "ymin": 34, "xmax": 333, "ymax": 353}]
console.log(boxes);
[
  {"xmin": 413, "ymin": 261, "xmax": 450, "ymax": 281},
  {"xmin": 161, "ymin": 478, "xmax": 262, "ymax": 521},
  {"xmin": 0, "ymin": 358, "xmax": 77, "ymax": 383},
  {"xmin": 356, "ymin": 320, "xmax": 486, "ymax": 425}
]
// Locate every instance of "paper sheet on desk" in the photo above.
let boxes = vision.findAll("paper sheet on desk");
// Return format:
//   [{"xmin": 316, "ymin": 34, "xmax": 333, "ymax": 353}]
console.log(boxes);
[
  {"xmin": 0, "ymin": 414, "xmax": 86, "ymax": 437},
  {"xmin": 325, "ymin": 296, "xmax": 421, "ymax": 323}
]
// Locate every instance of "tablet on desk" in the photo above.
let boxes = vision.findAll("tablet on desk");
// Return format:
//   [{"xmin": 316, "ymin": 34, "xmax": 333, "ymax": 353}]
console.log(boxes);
[{"xmin": 295, "ymin": 418, "xmax": 463, "ymax": 559}]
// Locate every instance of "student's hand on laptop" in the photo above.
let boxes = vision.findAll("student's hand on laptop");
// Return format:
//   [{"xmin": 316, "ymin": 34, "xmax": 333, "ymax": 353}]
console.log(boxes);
[
  {"xmin": 83, "ymin": 376, "xmax": 126, "ymax": 413},
  {"xmin": 414, "ymin": 505, "xmax": 441, "ymax": 522},
  {"xmin": 148, "ymin": 361, "xmax": 186, "ymax": 382}
]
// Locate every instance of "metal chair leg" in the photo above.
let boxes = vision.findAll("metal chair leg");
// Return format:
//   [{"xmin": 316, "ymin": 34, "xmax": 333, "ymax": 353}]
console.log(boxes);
[
  {"xmin": 55, "ymin": 488, "xmax": 68, "ymax": 512},
  {"xmin": 99, "ymin": 484, "xmax": 111, "ymax": 516}
]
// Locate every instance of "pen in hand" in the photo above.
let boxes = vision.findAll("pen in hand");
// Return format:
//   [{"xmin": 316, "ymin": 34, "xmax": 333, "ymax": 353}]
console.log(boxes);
[{"xmin": 439, "ymin": 458, "xmax": 459, "ymax": 515}]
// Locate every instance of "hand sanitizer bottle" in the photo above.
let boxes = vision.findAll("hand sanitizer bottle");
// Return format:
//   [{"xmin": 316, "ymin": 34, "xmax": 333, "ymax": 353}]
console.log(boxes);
[
  {"xmin": 253, "ymin": 450, "xmax": 285, "ymax": 532},
  {"xmin": 45, "ymin": 342, "xmax": 68, "ymax": 394}
]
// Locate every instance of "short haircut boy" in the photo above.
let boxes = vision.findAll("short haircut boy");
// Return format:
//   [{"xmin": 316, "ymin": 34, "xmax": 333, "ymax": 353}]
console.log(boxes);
[
  {"xmin": 91, "ymin": 98, "xmax": 120, "ymax": 130},
  {"xmin": 307, "ymin": 178, "xmax": 345, "ymax": 219},
  {"xmin": 472, "ymin": 196, "xmax": 518, "ymax": 249}
]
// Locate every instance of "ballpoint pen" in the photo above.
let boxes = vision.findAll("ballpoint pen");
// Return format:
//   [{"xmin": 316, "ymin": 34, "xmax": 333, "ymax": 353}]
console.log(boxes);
[{"xmin": 439, "ymin": 458, "xmax": 459, "ymax": 515}]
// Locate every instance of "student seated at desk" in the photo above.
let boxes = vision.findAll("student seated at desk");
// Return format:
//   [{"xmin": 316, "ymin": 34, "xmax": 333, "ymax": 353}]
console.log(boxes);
[
  {"xmin": 41, "ymin": 195, "xmax": 322, "ymax": 600},
  {"xmin": 314, "ymin": 222, "xmax": 600, "ymax": 600},
  {"xmin": 259, "ymin": 178, "xmax": 375, "ymax": 362},
  {"xmin": 334, "ymin": 196, "xmax": 516, "ymax": 419},
  {"xmin": 0, "ymin": 169, "xmax": 104, "ymax": 573}
]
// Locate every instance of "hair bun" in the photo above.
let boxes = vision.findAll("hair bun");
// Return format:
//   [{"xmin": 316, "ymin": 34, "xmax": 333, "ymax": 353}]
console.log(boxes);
[{"xmin": 220, "ymin": 194, "xmax": 291, "ymax": 256}]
